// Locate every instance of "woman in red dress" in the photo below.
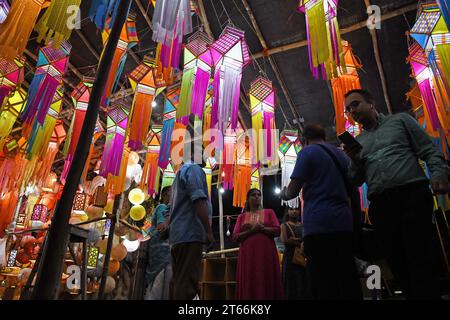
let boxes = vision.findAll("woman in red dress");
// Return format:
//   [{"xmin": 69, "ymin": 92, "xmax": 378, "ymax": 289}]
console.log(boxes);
[{"xmin": 233, "ymin": 188, "xmax": 284, "ymax": 300}]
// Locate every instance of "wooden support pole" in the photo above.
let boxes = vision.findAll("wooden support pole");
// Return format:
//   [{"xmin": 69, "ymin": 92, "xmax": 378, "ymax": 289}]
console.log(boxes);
[
  {"xmin": 32, "ymin": 0, "xmax": 133, "ymax": 299},
  {"xmin": 98, "ymin": 194, "xmax": 122, "ymax": 300},
  {"xmin": 364, "ymin": 0, "xmax": 393, "ymax": 114}
]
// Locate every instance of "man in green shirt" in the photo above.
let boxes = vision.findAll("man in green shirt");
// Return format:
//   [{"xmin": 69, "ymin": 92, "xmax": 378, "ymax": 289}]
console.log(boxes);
[{"xmin": 344, "ymin": 89, "xmax": 448, "ymax": 300}]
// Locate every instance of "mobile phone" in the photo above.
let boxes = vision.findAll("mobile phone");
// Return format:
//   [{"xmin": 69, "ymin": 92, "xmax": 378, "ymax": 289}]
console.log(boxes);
[{"xmin": 338, "ymin": 131, "xmax": 362, "ymax": 150}]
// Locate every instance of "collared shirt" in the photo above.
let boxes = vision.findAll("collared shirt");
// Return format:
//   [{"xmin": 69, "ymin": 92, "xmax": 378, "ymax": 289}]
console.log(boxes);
[
  {"xmin": 169, "ymin": 161, "xmax": 212, "ymax": 246},
  {"xmin": 351, "ymin": 113, "xmax": 448, "ymax": 199}
]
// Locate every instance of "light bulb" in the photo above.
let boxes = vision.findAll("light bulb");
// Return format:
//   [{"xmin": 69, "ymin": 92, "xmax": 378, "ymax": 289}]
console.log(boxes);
[
  {"xmin": 274, "ymin": 187, "xmax": 281, "ymax": 194},
  {"xmin": 219, "ymin": 188, "xmax": 225, "ymax": 194},
  {"xmin": 151, "ymin": 101, "xmax": 157, "ymax": 108}
]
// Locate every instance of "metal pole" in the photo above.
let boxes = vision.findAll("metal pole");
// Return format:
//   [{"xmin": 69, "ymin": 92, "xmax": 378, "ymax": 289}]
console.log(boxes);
[
  {"xmin": 32, "ymin": 0, "xmax": 132, "ymax": 299},
  {"xmin": 218, "ymin": 188, "xmax": 224, "ymax": 258},
  {"xmin": 98, "ymin": 194, "xmax": 122, "ymax": 300}
]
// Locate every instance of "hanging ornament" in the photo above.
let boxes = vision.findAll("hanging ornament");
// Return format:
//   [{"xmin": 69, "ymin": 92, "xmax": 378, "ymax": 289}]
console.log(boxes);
[
  {"xmin": 128, "ymin": 188, "xmax": 145, "ymax": 205},
  {"xmin": 410, "ymin": 3, "xmax": 450, "ymax": 87},
  {"xmin": 152, "ymin": 0, "xmax": 193, "ymax": 77},
  {"xmin": 330, "ymin": 41, "xmax": 362, "ymax": 135},
  {"xmin": 21, "ymin": 41, "xmax": 71, "ymax": 131},
  {"xmin": 159, "ymin": 86, "xmax": 180, "ymax": 170},
  {"xmin": 34, "ymin": 0, "xmax": 82, "ymax": 49},
  {"xmin": 177, "ymin": 31, "xmax": 214, "ymax": 124},
  {"xmin": 233, "ymin": 132, "xmax": 251, "ymax": 208},
  {"xmin": 61, "ymin": 79, "xmax": 94, "ymax": 183},
  {"xmin": 100, "ymin": 100, "xmax": 130, "ymax": 178},
  {"xmin": 221, "ymin": 124, "xmax": 237, "ymax": 191},
  {"xmin": 0, "ymin": 0, "xmax": 46, "ymax": 62},
  {"xmin": 437, "ymin": 0, "xmax": 450, "ymax": 30},
  {"xmin": 140, "ymin": 125, "xmax": 162, "ymax": 196},
  {"xmin": 249, "ymin": 76, "xmax": 279, "ymax": 169},
  {"xmin": 81, "ymin": 119, "xmax": 105, "ymax": 183},
  {"xmin": 297, "ymin": 0, "xmax": 345, "ymax": 80},
  {"xmin": 210, "ymin": 25, "xmax": 251, "ymax": 133},
  {"xmin": 226, "ymin": 215, "xmax": 231, "ymax": 237},
  {"xmin": 278, "ymin": 130, "xmax": 302, "ymax": 208},
  {"xmin": 127, "ymin": 57, "xmax": 166, "ymax": 151},
  {"xmin": 251, "ymin": 167, "xmax": 260, "ymax": 190},
  {"xmin": 101, "ymin": 12, "xmax": 139, "ymax": 106},
  {"xmin": 27, "ymin": 87, "xmax": 63, "ymax": 160}
]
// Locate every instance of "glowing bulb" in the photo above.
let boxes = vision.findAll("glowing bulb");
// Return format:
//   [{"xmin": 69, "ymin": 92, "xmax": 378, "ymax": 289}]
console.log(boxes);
[
  {"xmin": 151, "ymin": 101, "xmax": 157, "ymax": 108},
  {"xmin": 274, "ymin": 187, "xmax": 281, "ymax": 194},
  {"xmin": 219, "ymin": 188, "xmax": 225, "ymax": 194},
  {"xmin": 221, "ymin": 172, "xmax": 225, "ymax": 177}
]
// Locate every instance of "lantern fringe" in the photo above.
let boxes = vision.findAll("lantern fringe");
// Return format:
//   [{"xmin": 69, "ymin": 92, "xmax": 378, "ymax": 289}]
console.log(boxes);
[
  {"xmin": 435, "ymin": 45, "xmax": 450, "ymax": 88},
  {"xmin": 419, "ymin": 79, "xmax": 441, "ymax": 131},
  {"xmin": 89, "ymin": 0, "xmax": 119, "ymax": 31},
  {"xmin": 306, "ymin": 2, "xmax": 329, "ymax": 72},
  {"xmin": 191, "ymin": 68, "xmax": 210, "ymax": 119},
  {"xmin": 178, "ymin": 68, "xmax": 194, "ymax": 124},
  {"xmin": 27, "ymin": 114, "xmax": 57, "ymax": 160},
  {"xmin": 21, "ymin": 74, "xmax": 60, "ymax": 127},
  {"xmin": 129, "ymin": 92, "xmax": 154, "ymax": 151},
  {"xmin": 331, "ymin": 75, "xmax": 361, "ymax": 135},
  {"xmin": 222, "ymin": 138, "xmax": 235, "ymax": 190},
  {"xmin": 141, "ymin": 152, "xmax": 160, "ymax": 196},
  {"xmin": 233, "ymin": 166, "xmax": 251, "ymax": 208},
  {"xmin": 0, "ymin": 0, "xmax": 43, "ymax": 61},
  {"xmin": 32, "ymin": 143, "xmax": 59, "ymax": 188},
  {"xmin": 106, "ymin": 148, "xmax": 129, "ymax": 194},
  {"xmin": 158, "ymin": 109, "xmax": 175, "ymax": 170},
  {"xmin": 0, "ymin": 89, "xmax": 22, "ymax": 150},
  {"xmin": 102, "ymin": 48, "xmax": 126, "ymax": 106},
  {"xmin": 100, "ymin": 131, "xmax": 125, "ymax": 177},
  {"xmin": 217, "ymin": 65, "xmax": 242, "ymax": 132},
  {"xmin": 171, "ymin": 122, "xmax": 186, "ymax": 172},
  {"xmin": 34, "ymin": 0, "xmax": 82, "ymax": 49},
  {"xmin": 0, "ymin": 190, "xmax": 18, "ymax": 233},
  {"xmin": 281, "ymin": 159, "xmax": 300, "ymax": 208}
]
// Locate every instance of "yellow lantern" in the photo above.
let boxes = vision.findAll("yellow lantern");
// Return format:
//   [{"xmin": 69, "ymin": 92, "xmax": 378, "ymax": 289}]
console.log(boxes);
[
  {"xmin": 128, "ymin": 188, "xmax": 145, "ymax": 205},
  {"xmin": 129, "ymin": 205, "xmax": 146, "ymax": 221}
]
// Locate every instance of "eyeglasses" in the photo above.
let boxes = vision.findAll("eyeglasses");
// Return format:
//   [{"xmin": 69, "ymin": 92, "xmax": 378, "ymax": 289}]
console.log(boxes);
[{"xmin": 345, "ymin": 100, "xmax": 361, "ymax": 113}]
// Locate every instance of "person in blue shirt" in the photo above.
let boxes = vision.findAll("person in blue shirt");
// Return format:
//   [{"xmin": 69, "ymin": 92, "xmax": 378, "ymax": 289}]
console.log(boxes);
[
  {"xmin": 281, "ymin": 124, "xmax": 362, "ymax": 300},
  {"xmin": 168, "ymin": 136, "xmax": 214, "ymax": 300},
  {"xmin": 144, "ymin": 186, "xmax": 172, "ymax": 300}
]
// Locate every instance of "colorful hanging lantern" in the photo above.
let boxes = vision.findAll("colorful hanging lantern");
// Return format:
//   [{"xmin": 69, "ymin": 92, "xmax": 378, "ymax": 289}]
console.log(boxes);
[
  {"xmin": 330, "ymin": 41, "xmax": 362, "ymax": 135},
  {"xmin": 61, "ymin": 79, "xmax": 93, "ymax": 182},
  {"xmin": 0, "ymin": 0, "xmax": 46, "ymax": 61},
  {"xmin": 0, "ymin": 0, "xmax": 10, "ymax": 24},
  {"xmin": 81, "ymin": 119, "xmax": 105, "ymax": 183},
  {"xmin": 177, "ymin": 31, "xmax": 214, "ymax": 124},
  {"xmin": 159, "ymin": 86, "xmax": 179, "ymax": 169},
  {"xmin": 297, "ymin": 0, "xmax": 345, "ymax": 80},
  {"xmin": 210, "ymin": 25, "xmax": 251, "ymax": 132},
  {"xmin": 0, "ymin": 55, "xmax": 25, "ymax": 105},
  {"xmin": 34, "ymin": 0, "xmax": 82, "ymax": 49},
  {"xmin": 410, "ymin": 3, "xmax": 450, "ymax": 86},
  {"xmin": 127, "ymin": 57, "xmax": 166, "ymax": 151},
  {"xmin": 233, "ymin": 133, "xmax": 251, "ymax": 208},
  {"xmin": 27, "ymin": 87, "xmax": 63, "ymax": 160},
  {"xmin": 31, "ymin": 204, "xmax": 48, "ymax": 222},
  {"xmin": 407, "ymin": 41, "xmax": 450, "ymax": 134},
  {"xmin": 89, "ymin": 0, "xmax": 120, "ymax": 31},
  {"xmin": 251, "ymin": 168, "xmax": 260, "ymax": 190},
  {"xmin": 73, "ymin": 192, "xmax": 88, "ymax": 214},
  {"xmin": 221, "ymin": 125, "xmax": 237, "ymax": 191},
  {"xmin": 100, "ymin": 101, "xmax": 129, "ymax": 178},
  {"xmin": 0, "ymin": 86, "xmax": 26, "ymax": 151},
  {"xmin": 141, "ymin": 125, "xmax": 162, "ymax": 196},
  {"xmin": 278, "ymin": 130, "xmax": 302, "ymax": 208},
  {"xmin": 101, "ymin": 13, "xmax": 139, "ymax": 106},
  {"xmin": 21, "ymin": 41, "xmax": 71, "ymax": 130},
  {"xmin": 87, "ymin": 246, "xmax": 100, "ymax": 269},
  {"xmin": 152, "ymin": 0, "xmax": 193, "ymax": 73},
  {"xmin": 249, "ymin": 76, "xmax": 278, "ymax": 169}
]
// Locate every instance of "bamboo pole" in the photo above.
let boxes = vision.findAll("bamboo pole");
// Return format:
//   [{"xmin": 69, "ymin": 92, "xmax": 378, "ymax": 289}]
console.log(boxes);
[
  {"xmin": 364, "ymin": 0, "xmax": 393, "ymax": 114},
  {"xmin": 32, "ymin": 0, "xmax": 133, "ymax": 299}
]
